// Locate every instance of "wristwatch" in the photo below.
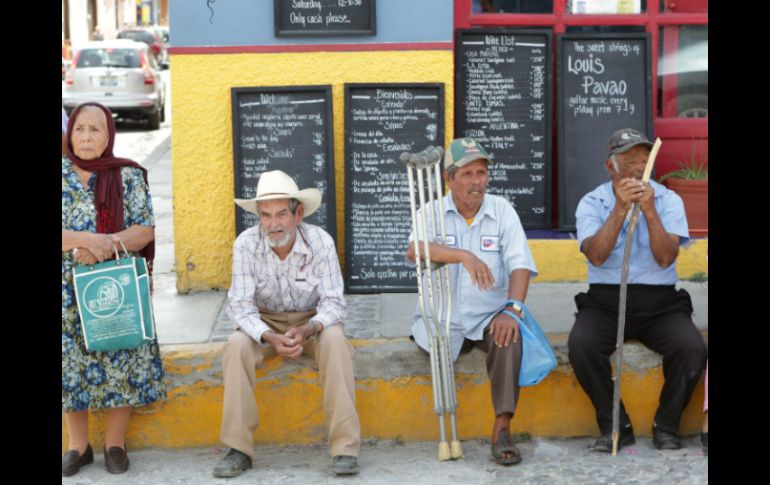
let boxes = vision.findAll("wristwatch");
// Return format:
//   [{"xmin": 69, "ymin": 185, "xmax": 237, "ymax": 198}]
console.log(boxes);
[{"xmin": 505, "ymin": 300, "xmax": 524, "ymax": 317}]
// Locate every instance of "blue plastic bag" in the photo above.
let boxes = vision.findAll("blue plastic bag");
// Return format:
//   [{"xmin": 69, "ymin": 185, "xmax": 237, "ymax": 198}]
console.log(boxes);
[{"xmin": 509, "ymin": 304, "xmax": 557, "ymax": 386}]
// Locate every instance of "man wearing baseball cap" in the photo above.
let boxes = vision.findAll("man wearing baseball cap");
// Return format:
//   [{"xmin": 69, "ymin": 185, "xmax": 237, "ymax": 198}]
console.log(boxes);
[
  {"xmin": 213, "ymin": 170, "xmax": 361, "ymax": 477},
  {"xmin": 405, "ymin": 138, "xmax": 538, "ymax": 465},
  {"xmin": 568, "ymin": 128, "xmax": 706, "ymax": 452}
]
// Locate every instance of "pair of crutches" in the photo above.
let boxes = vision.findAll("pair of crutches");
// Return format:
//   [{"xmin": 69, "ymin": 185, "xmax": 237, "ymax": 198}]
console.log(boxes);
[{"xmin": 400, "ymin": 146, "xmax": 463, "ymax": 461}]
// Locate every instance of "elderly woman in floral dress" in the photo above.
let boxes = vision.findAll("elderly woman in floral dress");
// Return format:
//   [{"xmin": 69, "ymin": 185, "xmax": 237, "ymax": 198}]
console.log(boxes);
[{"xmin": 61, "ymin": 102, "xmax": 166, "ymax": 477}]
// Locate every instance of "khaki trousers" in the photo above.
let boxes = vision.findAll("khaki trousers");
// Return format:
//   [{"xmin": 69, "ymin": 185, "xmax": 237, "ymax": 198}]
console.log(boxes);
[{"xmin": 220, "ymin": 309, "xmax": 360, "ymax": 460}]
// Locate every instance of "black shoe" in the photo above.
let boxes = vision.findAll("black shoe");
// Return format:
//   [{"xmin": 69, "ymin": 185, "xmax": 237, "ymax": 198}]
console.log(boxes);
[
  {"xmin": 62, "ymin": 444, "xmax": 94, "ymax": 477},
  {"xmin": 593, "ymin": 424, "xmax": 635, "ymax": 453},
  {"xmin": 213, "ymin": 448, "xmax": 252, "ymax": 478},
  {"xmin": 652, "ymin": 426, "xmax": 681, "ymax": 450},
  {"xmin": 104, "ymin": 446, "xmax": 130, "ymax": 474},
  {"xmin": 331, "ymin": 455, "xmax": 360, "ymax": 476},
  {"xmin": 701, "ymin": 431, "xmax": 708, "ymax": 455}
]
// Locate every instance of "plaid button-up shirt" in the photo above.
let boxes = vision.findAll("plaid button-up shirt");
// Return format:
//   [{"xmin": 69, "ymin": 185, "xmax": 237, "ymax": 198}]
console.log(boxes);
[{"xmin": 226, "ymin": 222, "xmax": 346, "ymax": 345}]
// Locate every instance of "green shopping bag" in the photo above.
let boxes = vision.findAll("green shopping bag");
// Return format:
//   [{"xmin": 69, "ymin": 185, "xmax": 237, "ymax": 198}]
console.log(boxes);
[{"xmin": 72, "ymin": 241, "xmax": 155, "ymax": 352}]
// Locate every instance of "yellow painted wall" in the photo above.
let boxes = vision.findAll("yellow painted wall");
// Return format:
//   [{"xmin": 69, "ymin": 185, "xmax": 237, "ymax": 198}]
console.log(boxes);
[
  {"xmin": 62, "ymin": 344, "xmax": 706, "ymax": 451},
  {"xmin": 531, "ymin": 238, "xmax": 708, "ymax": 282},
  {"xmin": 171, "ymin": 50, "xmax": 455, "ymax": 292},
  {"xmin": 170, "ymin": 51, "xmax": 708, "ymax": 292}
]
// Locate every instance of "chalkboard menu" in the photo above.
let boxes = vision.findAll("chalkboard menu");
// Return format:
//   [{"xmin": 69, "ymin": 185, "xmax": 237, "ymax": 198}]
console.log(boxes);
[
  {"xmin": 557, "ymin": 33, "xmax": 653, "ymax": 231},
  {"xmin": 274, "ymin": 0, "xmax": 376, "ymax": 37},
  {"xmin": 344, "ymin": 83, "xmax": 444, "ymax": 293},
  {"xmin": 455, "ymin": 29, "xmax": 553, "ymax": 229},
  {"xmin": 231, "ymin": 86, "xmax": 336, "ymax": 238}
]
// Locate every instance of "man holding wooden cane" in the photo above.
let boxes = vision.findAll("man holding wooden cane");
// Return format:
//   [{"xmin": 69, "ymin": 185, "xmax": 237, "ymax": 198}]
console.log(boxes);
[{"xmin": 568, "ymin": 128, "xmax": 706, "ymax": 452}]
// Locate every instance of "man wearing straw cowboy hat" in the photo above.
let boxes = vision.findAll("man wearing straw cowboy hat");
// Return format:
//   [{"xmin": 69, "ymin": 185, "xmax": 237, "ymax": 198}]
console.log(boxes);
[
  {"xmin": 568, "ymin": 128, "xmax": 706, "ymax": 453},
  {"xmin": 213, "ymin": 170, "xmax": 360, "ymax": 477},
  {"xmin": 405, "ymin": 138, "xmax": 538, "ymax": 465}
]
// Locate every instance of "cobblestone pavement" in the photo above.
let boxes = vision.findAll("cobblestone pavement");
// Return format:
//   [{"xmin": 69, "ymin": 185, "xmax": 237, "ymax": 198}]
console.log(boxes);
[{"xmin": 62, "ymin": 436, "xmax": 707, "ymax": 484}]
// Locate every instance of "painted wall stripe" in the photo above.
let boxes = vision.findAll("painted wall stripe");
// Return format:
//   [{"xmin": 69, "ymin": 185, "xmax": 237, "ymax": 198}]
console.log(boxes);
[{"xmin": 169, "ymin": 42, "xmax": 454, "ymax": 56}]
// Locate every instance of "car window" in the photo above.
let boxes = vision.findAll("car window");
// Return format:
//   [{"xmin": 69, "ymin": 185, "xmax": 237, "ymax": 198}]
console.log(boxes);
[
  {"xmin": 118, "ymin": 31, "xmax": 154, "ymax": 44},
  {"xmin": 76, "ymin": 48, "xmax": 141, "ymax": 68}
]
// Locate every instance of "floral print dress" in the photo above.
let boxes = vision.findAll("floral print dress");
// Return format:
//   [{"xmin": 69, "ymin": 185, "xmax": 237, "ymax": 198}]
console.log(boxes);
[{"xmin": 62, "ymin": 157, "xmax": 167, "ymax": 412}]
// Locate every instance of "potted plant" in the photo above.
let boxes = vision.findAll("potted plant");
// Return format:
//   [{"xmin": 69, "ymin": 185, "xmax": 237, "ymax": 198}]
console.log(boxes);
[{"xmin": 657, "ymin": 141, "xmax": 708, "ymax": 236}]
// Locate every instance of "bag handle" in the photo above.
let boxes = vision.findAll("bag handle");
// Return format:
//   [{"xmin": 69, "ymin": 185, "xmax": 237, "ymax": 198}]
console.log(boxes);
[
  {"xmin": 74, "ymin": 237, "xmax": 129, "ymax": 269},
  {"xmin": 104, "ymin": 238, "xmax": 129, "ymax": 264},
  {"xmin": 107, "ymin": 243, "xmax": 120, "ymax": 261},
  {"xmin": 114, "ymin": 238, "xmax": 129, "ymax": 259}
]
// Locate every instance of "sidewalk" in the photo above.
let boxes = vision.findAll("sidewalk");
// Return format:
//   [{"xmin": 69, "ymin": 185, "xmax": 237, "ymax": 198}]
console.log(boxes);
[{"xmin": 61, "ymin": 437, "xmax": 708, "ymax": 484}]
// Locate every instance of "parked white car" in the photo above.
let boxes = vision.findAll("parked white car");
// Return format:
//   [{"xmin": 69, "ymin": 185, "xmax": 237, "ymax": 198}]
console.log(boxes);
[{"xmin": 62, "ymin": 40, "xmax": 166, "ymax": 130}]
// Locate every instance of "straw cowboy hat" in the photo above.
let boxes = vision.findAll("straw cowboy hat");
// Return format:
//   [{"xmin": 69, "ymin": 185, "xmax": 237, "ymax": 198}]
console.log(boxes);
[{"xmin": 234, "ymin": 170, "xmax": 322, "ymax": 217}]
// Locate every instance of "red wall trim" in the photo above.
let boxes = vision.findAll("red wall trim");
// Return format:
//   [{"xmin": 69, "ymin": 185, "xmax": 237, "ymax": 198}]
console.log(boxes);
[
  {"xmin": 469, "ymin": 15, "xmax": 559, "ymax": 26},
  {"xmin": 650, "ymin": 0, "xmax": 660, "ymax": 117},
  {"xmin": 455, "ymin": 0, "xmax": 472, "ymax": 29},
  {"xmin": 656, "ymin": 14, "xmax": 709, "ymax": 24},
  {"xmin": 169, "ymin": 42, "xmax": 454, "ymax": 56},
  {"xmin": 467, "ymin": 14, "xmax": 706, "ymax": 26}
]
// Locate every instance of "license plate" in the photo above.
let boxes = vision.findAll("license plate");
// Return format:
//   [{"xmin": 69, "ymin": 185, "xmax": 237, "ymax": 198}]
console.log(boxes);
[{"xmin": 100, "ymin": 75, "xmax": 118, "ymax": 87}]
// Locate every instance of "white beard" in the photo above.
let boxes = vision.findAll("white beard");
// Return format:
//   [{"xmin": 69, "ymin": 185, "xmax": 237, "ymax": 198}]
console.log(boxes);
[{"xmin": 262, "ymin": 226, "xmax": 295, "ymax": 249}]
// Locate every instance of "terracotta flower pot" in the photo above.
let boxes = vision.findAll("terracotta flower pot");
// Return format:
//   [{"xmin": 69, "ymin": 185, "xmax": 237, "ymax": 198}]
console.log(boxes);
[{"xmin": 663, "ymin": 178, "xmax": 708, "ymax": 237}]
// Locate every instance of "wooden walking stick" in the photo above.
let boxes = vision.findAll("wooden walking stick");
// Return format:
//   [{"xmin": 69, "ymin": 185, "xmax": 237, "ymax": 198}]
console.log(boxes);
[{"xmin": 611, "ymin": 138, "xmax": 662, "ymax": 456}]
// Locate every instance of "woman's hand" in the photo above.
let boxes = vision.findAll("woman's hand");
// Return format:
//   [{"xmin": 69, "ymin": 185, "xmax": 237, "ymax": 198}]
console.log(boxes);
[
  {"xmin": 73, "ymin": 248, "xmax": 98, "ymax": 265},
  {"xmin": 83, "ymin": 232, "xmax": 118, "ymax": 262}
]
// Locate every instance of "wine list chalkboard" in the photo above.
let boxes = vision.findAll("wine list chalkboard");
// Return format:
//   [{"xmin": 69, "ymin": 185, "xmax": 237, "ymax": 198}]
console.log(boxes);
[
  {"xmin": 455, "ymin": 28, "xmax": 553, "ymax": 229},
  {"xmin": 344, "ymin": 83, "xmax": 445, "ymax": 293},
  {"xmin": 274, "ymin": 0, "xmax": 376, "ymax": 37},
  {"xmin": 557, "ymin": 33, "xmax": 653, "ymax": 231},
  {"xmin": 231, "ymin": 86, "xmax": 336, "ymax": 238}
]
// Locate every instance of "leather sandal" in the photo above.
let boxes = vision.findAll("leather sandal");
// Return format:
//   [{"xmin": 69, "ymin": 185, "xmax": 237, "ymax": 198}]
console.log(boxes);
[{"xmin": 491, "ymin": 433, "xmax": 521, "ymax": 466}]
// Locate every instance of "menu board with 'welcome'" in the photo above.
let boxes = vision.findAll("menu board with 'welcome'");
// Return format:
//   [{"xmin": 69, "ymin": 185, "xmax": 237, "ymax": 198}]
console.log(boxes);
[{"xmin": 231, "ymin": 86, "xmax": 336, "ymax": 238}]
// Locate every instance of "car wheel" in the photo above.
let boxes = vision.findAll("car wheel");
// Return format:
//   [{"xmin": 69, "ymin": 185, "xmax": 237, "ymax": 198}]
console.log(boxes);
[
  {"xmin": 147, "ymin": 109, "xmax": 161, "ymax": 130},
  {"xmin": 160, "ymin": 103, "xmax": 166, "ymax": 123}
]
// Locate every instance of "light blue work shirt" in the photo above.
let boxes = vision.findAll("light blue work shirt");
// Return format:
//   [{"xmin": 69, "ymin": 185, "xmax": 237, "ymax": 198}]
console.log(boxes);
[
  {"xmin": 576, "ymin": 180, "xmax": 690, "ymax": 285},
  {"xmin": 408, "ymin": 192, "xmax": 538, "ymax": 361}
]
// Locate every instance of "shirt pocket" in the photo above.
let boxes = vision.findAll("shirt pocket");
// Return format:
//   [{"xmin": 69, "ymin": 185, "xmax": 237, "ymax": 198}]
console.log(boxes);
[
  {"xmin": 254, "ymin": 277, "xmax": 273, "ymax": 302},
  {"xmin": 478, "ymin": 251, "xmax": 506, "ymax": 289},
  {"xmin": 292, "ymin": 274, "xmax": 320, "ymax": 305}
]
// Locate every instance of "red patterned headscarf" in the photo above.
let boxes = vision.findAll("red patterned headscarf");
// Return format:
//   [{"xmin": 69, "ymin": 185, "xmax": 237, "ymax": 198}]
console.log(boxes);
[{"xmin": 66, "ymin": 102, "xmax": 155, "ymax": 269}]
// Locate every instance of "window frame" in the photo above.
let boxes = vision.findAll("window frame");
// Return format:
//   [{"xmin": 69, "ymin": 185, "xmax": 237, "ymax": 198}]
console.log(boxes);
[{"xmin": 455, "ymin": 0, "xmax": 708, "ymax": 137}]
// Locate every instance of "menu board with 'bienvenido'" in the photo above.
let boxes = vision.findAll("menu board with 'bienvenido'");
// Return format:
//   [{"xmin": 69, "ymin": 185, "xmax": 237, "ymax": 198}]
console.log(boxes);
[
  {"xmin": 344, "ymin": 83, "xmax": 444, "ymax": 293},
  {"xmin": 557, "ymin": 33, "xmax": 653, "ymax": 231},
  {"xmin": 231, "ymin": 86, "xmax": 336, "ymax": 238},
  {"xmin": 456, "ymin": 29, "xmax": 553, "ymax": 229}
]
